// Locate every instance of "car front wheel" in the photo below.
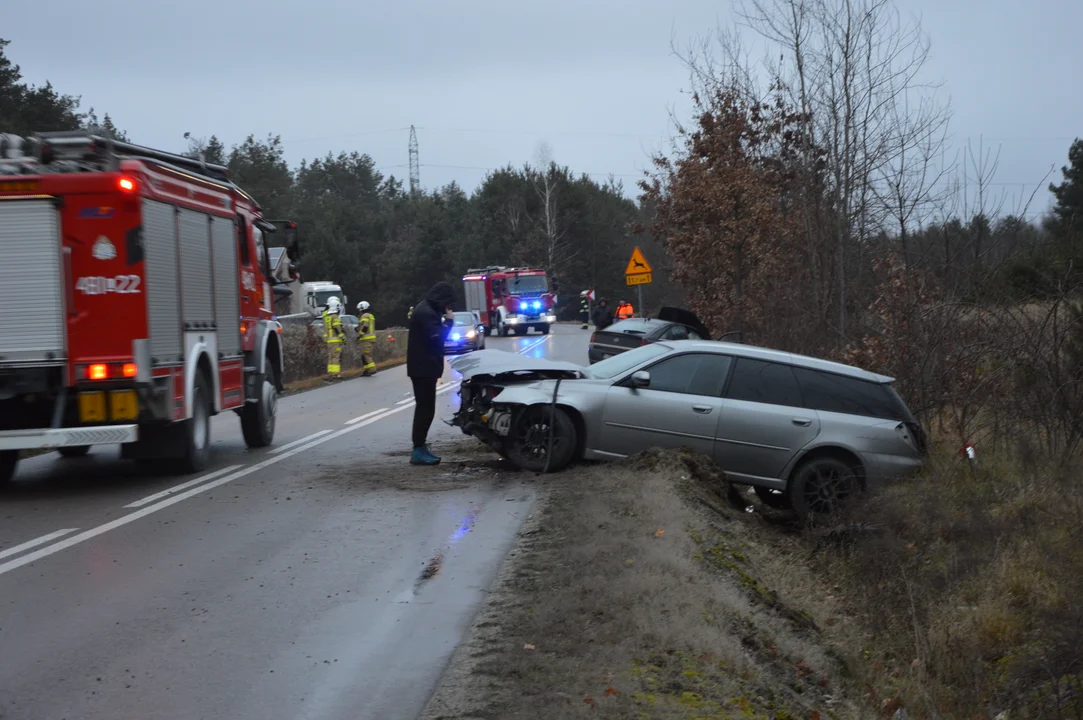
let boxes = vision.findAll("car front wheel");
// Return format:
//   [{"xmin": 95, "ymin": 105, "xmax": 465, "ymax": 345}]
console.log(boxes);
[{"xmin": 506, "ymin": 405, "xmax": 577, "ymax": 473}]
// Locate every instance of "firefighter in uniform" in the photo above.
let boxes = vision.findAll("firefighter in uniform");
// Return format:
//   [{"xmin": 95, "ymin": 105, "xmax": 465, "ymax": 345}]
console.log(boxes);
[
  {"xmin": 579, "ymin": 291, "xmax": 591, "ymax": 329},
  {"xmin": 357, "ymin": 300, "xmax": 377, "ymax": 377},
  {"xmin": 323, "ymin": 296, "xmax": 345, "ymax": 381},
  {"xmin": 615, "ymin": 298, "xmax": 634, "ymax": 320}
]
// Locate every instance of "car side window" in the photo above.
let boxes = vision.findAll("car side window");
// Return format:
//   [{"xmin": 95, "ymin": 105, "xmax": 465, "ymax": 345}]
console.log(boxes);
[
  {"xmin": 640, "ymin": 353, "xmax": 733, "ymax": 396},
  {"xmin": 725, "ymin": 357, "xmax": 804, "ymax": 407},
  {"xmin": 664, "ymin": 324, "xmax": 689, "ymax": 341},
  {"xmin": 791, "ymin": 367, "xmax": 904, "ymax": 420}
]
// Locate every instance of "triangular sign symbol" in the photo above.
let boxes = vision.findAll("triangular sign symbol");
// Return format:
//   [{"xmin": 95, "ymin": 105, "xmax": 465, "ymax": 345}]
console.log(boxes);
[{"xmin": 625, "ymin": 246, "xmax": 652, "ymax": 275}]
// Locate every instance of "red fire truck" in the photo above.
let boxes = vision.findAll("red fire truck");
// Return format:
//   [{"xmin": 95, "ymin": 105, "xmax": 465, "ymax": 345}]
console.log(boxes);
[
  {"xmin": 0, "ymin": 130, "xmax": 294, "ymax": 485},
  {"xmin": 462, "ymin": 266, "xmax": 558, "ymax": 336}
]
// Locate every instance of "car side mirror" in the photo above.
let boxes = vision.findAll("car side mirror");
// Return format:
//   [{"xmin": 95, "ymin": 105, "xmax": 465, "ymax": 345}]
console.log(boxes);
[{"xmin": 630, "ymin": 370, "xmax": 650, "ymax": 388}]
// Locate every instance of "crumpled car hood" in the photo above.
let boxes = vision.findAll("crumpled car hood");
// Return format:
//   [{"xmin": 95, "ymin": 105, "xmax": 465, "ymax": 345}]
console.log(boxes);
[{"xmin": 449, "ymin": 349, "xmax": 586, "ymax": 381}]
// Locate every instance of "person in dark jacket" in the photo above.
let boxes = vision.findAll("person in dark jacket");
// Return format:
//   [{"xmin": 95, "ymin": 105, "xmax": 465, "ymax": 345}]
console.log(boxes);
[
  {"xmin": 591, "ymin": 298, "xmax": 613, "ymax": 330},
  {"xmin": 407, "ymin": 281, "xmax": 457, "ymax": 465}
]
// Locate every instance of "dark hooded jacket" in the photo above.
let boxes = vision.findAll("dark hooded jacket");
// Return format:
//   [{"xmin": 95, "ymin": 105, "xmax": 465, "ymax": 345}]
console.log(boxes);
[
  {"xmin": 407, "ymin": 281, "xmax": 457, "ymax": 378},
  {"xmin": 591, "ymin": 299, "xmax": 613, "ymax": 330}
]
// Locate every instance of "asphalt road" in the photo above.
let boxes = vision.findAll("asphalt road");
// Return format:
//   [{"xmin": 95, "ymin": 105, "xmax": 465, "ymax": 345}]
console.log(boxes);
[{"xmin": 0, "ymin": 324, "xmax": 591, "ymax": 720}]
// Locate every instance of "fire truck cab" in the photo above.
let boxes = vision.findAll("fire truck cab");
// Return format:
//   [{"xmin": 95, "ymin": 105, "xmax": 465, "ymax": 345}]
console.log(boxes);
[
  {"xmin": 0, "ymin": 131, "xmax": 289, "ymax": 485},
  {"xmin": 463, "ymin": 266, "xmax": 558, "ymax": 337}
]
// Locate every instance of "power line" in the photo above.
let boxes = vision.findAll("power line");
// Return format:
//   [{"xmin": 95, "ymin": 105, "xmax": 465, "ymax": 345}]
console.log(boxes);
[{"xmin": 281, "ymin": 127, "xmax": 411, "ymax": 144}]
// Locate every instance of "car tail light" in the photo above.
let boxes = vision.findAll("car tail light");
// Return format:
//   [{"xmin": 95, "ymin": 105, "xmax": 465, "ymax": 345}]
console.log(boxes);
[
  {"xmin": 88, "ymin": 363, "xmax": 109, "ymax": 380},
  {"xmin": 590, "ymin": 333, "xmax": 596, "ymax": 343}
]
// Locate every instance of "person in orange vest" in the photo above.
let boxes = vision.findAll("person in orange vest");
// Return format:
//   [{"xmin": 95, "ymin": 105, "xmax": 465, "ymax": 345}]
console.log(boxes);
[{"xmin": 615, "ymin": 298, "xmax": 634, "ymax": 320}]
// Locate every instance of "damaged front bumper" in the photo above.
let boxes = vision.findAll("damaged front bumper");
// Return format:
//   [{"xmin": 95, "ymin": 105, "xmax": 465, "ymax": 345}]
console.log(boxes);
[{"xmin": 448, "ymin": 380, "xmax": 512, "ymax": 452}]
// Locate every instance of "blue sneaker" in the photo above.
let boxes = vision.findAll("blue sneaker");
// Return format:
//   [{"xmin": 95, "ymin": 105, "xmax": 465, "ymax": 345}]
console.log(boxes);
[{"xmin": 410, "ymin": 447, "xmax": 441, "ymax": 465}]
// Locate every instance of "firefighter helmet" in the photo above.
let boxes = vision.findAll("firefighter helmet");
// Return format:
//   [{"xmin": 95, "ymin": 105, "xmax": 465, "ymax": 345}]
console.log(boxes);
[
  {"xmin": 326, "ymin": 297, "xmax": 342, "ymax": 314},
  {"xmin": 357, "ymin": 301, "xmax": 370, "ymax": 312}
]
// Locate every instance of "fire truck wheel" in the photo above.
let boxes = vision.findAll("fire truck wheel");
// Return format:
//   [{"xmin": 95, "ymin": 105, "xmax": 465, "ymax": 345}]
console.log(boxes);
[
  {"xmin": 241, "ymin": 367, "xmax": 277, "ymax": 449},
  {"xmin": 538, "ymin": 324, "xmax": 550, "ymax": 335},
  {"xmin": 179, "ymin": 373, "xmax": 212, "ymax": 473},
  {"xmin": 0, "ymin": 450, "xmax": 17, "ymax": 485},
  {"xmin": 57, "ymin": 445, "xmax": 91, "ymax": 458}
]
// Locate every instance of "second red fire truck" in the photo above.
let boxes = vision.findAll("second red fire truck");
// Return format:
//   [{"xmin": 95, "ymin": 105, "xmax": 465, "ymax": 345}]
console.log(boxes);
[
  {"xmin": 0, "ymin": 130, "xmax": 296, "ymax": 485},
  {"xmin": 462, "ymin": 266, "xmax": 558, "ymax": 336}
]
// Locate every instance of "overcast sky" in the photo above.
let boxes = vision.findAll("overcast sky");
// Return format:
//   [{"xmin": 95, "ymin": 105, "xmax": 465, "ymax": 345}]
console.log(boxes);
[{"xmin": 5, "ymin": 0, "xmax": 1081, "ymax": 216}]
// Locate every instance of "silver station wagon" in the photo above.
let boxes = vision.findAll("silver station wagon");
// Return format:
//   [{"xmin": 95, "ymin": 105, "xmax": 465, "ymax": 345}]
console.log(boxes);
[{"xmin": 449, "ymin": 340, "xmax": 927, "ymax": 518}]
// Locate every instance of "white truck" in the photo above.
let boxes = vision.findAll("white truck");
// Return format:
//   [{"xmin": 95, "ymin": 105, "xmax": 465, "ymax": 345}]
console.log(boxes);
[{"xmin": 302, "ymin": 281, "xmax": 346, "ymax": 314}]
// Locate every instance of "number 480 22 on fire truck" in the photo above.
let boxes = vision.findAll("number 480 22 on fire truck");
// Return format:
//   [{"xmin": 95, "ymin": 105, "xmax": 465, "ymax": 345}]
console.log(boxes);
[{"xmin": 0, "ymin": 131, "xmax": 299, "ymax": 485}]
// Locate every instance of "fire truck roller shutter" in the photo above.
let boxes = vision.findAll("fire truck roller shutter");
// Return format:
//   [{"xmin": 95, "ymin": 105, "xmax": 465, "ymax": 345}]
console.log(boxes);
[
  {"xmin": 178, "ymin": 208, "xmax": 220, "ymax": 416},
  {"xmin": 178, "ymin": 208, "xmax": 215, "ymax": 333},
  {"xmin": 210, "ymin": 215, "xmax": 240, "ymax": 357},
  {"xmin": 141, "ymin": 200, "xmax": 183, "ymax": 365},
  {"xmin": 0, "ymin": 199, "xmax": 65, "ymax": 364}
]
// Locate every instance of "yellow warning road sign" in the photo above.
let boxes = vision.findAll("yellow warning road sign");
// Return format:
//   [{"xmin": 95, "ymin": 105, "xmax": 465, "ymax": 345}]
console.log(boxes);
[{"xmin": 624, "ymin": 246, "xmax": 652, "ymax": 276}]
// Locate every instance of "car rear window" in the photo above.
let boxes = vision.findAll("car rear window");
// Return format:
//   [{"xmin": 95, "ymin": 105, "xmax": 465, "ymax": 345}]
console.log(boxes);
[
  {"xmin": 791, "ymin": 366, "xmax": 909, "ymax": 420},
  {"xmin": 607, "ymin": 319, "xmax": 654, "ymax": 334}
]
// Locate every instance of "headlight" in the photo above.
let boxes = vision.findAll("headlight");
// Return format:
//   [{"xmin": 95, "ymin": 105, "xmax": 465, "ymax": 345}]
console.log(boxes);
[{"xmin": 466, "ymin": 330, "xmax": 477, "ymax": 339}]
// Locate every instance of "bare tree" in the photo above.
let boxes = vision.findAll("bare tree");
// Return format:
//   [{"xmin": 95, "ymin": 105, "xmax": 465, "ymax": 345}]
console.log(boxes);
[
  {"xmin": 675, "ymin": 0, "xmax": 954, "ymax": 344},
  {"xmin": 531, "ymin": 141, "xmax": 577, "ymax": 272}
]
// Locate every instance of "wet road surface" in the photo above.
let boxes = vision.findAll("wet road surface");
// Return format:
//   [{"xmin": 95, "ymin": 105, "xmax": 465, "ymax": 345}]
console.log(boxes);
[{"xmin": 0, "ymin": 324, "xmax": 591, "ymax": 720}]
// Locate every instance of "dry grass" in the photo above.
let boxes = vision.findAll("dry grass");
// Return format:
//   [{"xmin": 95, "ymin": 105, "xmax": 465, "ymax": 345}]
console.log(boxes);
[
  {"xmin": 421, "ymin": 449, "xmax": 867, "ymax": 720},
  {"xmin": 279, "ymin": 323, "xmax": 408, "ymax": 385},
  {"xmin": 799, "ymin": 445, "xmax": 1083, "ymax": 719}
]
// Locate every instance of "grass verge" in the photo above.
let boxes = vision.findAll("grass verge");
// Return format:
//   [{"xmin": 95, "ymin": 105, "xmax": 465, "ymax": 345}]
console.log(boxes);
[
  {"xmin": 280, "ymin": 357, "xmax": 406, "ymax": 396},
  {"xmin": 421, "ymin": 448, "xmax": 865, "ymax": 720}
]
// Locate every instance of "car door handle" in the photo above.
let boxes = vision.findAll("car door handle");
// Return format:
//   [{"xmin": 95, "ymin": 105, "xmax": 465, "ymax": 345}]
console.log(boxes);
[
  {"xmin": 792, "ymin": 417, "xmax": 812, "ymax": 427},
  {"xmin": 692, "ymin": 405, "xmax": 713, "ymax": 414}
]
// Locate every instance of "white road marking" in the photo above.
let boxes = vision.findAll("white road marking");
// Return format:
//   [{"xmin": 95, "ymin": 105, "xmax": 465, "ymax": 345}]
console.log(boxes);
[
  {"xmin": 0, "ymin": 332, "xmax": 562, "ymax": 577},
  {"xmin": 270, "ymin": 429, "xmax": 332, "ymax": 452},
  {"xmin": 0, "ymin": 529, "xmax": 78, "ymax": 561},
  {"xmin": 345, "ymin": 408, "xmax": 389, "ymax": 425},
  {"xmin": 124, "ymin": 465, "xmax": 244, "ymax": 508},
  {"xmin": 0, "ymin": 406, "xmax": 413, "ymax": 578},
  {"xmin": 395, "ymin": 398, "xmax": 414, "ymax": 406}
]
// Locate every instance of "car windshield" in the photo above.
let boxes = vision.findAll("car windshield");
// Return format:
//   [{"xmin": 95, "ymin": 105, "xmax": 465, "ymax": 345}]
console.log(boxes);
[
  {"xmin": 586, "ymin": 343, "xmax": 670, "ymax": 379},
  {"xmin": 453, "ymin": 312, "xmax": 475, "ymax": 326},
  {"xmin": 508, "ymin": 275, "xmax": 548, "ymax": 294}
]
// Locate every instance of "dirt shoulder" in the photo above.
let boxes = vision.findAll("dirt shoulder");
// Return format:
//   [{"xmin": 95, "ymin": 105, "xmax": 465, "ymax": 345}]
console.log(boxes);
[{"xmin": 421, "ymin": 448, "xmax": 869, "ymax": 720}]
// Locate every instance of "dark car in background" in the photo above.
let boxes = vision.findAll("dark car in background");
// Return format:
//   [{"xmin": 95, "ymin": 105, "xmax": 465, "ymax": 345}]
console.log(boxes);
[
  {"xmin": 588, "ymin": 307, "xmax": 712, "ymax": 364},
  {"xmin": 445, "ymin": 311, "xmax": 487, "ymax": 354}
]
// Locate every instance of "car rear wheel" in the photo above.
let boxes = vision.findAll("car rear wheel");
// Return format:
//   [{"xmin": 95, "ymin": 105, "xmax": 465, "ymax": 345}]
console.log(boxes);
[
  {"xmin": 57, "ymin": 445, "xmax": 91, "ymax": 459},
  {"xmin": 788, "ymin": 456, "xmax": 859, "ymax": 521},
  {"xmin": 506, "ymin": 405, "xmax": 577, "ymax": 473}
]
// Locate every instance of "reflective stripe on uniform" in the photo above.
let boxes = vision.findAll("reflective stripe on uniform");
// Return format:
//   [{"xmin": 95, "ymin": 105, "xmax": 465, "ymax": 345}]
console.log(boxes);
[{"xmin": 359, "ymin": 312, "xmax": 376, "ymax": 341}]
